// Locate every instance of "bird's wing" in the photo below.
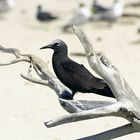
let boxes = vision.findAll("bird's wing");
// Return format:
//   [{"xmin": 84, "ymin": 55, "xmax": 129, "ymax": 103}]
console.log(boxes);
[
  {"xmin": 61, "ymin": 60, "xmax": 106, "ymax": 89},
  {"xmin": 93, "ymin": 4, "xmax": 109, "ymax": 13}
]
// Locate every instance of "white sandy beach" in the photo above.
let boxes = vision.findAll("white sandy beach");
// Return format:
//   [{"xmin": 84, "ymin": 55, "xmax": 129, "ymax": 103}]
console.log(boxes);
[{"xmin": 0, "ymin": 0, "xmax": 140, "ymax": 139}]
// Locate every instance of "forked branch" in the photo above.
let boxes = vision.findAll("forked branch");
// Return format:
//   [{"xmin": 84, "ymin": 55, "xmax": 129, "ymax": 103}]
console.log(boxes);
[
  {"xmin": 0, "ymin": 25, "xmax": 140, "ymax": 139},
  {"xmin": 0, "ymin": 43, "xmax": 109, "ymax": 113}
]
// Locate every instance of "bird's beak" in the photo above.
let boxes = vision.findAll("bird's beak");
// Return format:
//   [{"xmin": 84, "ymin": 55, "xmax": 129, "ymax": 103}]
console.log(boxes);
[{"xmin": 40, "ymin": 44, "xmax": 52, "ymax": 50}]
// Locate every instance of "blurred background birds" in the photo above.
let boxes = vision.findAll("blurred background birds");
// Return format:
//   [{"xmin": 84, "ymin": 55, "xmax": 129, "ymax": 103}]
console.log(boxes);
[
  {"xmin": 91, "ymin": 0, "xmax": 124, "ymax": 21},
  {"xmin": 36, "ymin": 5, "xmax": 58, "ymax": 22},
  {"xmin": 62, "ymin": 3, "xmax": 92, "ymax": 32},
  {"xmin": 0, "ymin": 0, "xmax": 15, "ymax": 12}
]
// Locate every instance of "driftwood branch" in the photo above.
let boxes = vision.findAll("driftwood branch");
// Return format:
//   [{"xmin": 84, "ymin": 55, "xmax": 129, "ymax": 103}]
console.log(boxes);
[
  {"xmin": 46, "ymin": 25, "xmax": 140, "ymax": 137},
  {"xmin": 43, "ymin": 26, "xmax": 140, "ymax": 131},
  {"xmin": 45, "ymin": 102, "xmax": 121, "ymax": 127},
  {"xmin": 0, "ymin": 43, "xmax": 107, "ymax": 113},
  {"xmin": 0, "ymin": 25, "xmax": 140, "ymax": 139}
]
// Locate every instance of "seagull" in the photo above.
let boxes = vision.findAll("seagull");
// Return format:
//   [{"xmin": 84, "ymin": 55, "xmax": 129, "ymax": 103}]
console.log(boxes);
[
  {"xmin": 36, "ymin": 5, "xmax": 58, "ymax": 22},
  {"xmin": 63, "ymin": 3, "xmax": 92, "ymax": 31},
  {"xmin": 40, "ymin": 39, "xmax": 115, "ymax": 100},
  {"xmin": 92, "ymin": 0, "xmax": 124, "ymax": 21},
  {"xmin": 92, "ymin": 0, "xmax": 108, "ymax": 13},
  {"xmin": 0, "ymin": 0, "xmax": 15, "ymax": 13}
]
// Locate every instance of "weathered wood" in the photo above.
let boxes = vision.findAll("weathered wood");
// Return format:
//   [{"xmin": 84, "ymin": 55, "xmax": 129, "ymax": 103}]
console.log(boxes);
[
  {"xmin": 0, "ymin": 25, "xmax": 140, "ymax": 139},
  {"xmin": 43, "ymin": 26, "xmax": 140, "ymax": 131}
]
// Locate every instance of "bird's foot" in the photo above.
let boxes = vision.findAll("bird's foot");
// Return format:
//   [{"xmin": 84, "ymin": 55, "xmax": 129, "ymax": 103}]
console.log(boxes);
[{"xmin": 59, "ymin": 91, "xmax": 73, "ymax": 100}]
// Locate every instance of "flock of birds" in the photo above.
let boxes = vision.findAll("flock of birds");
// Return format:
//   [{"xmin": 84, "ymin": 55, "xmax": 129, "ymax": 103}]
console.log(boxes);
[
  {"xmin": 37, "ymin": 0, "xmax": 124, "ymax": 31},
  {"xmin": 0, "ymin": 0, "xmax": 139, "ymax": 99},
  {"xmin": 0, "ymin": 0, "xmax": 124, "ymax": 31},
  {"xmin": 36, "ymin": 0, "xmax": 124, "ymax": 32}
]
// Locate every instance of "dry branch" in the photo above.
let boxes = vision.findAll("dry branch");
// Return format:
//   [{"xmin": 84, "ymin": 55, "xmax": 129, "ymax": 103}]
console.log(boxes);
[
  {"xmin": 0, "ymin": 25, "xmax": 140, "ymax": 139},
  {"xmin": 45, "ymin": 102, "xmax": 121, "ymax": 128},
  {"xmin": 43, "ymin": 26, "xmax": 140, "ymax": 130},
  {"xmin": 0, "ymin": 43, "xmax": 107, "ymax": 113}
]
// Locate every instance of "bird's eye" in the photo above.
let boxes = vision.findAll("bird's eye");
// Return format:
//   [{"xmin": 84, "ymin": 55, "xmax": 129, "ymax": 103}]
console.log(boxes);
[{"xmin": 54, "ymin": 42, "xmax": 60, "ymax": 46}]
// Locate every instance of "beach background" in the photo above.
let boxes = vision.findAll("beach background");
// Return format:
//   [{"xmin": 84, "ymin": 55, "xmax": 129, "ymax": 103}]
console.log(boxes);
[{"xmin": 0, "ymin": 0, "xmax": 140, "ymax": 139}]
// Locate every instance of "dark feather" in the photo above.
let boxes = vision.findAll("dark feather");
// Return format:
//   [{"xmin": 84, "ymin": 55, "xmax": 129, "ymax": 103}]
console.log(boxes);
[{"xmin": 40, "ymin": 39, "xmax": 115, "ymax": 99}]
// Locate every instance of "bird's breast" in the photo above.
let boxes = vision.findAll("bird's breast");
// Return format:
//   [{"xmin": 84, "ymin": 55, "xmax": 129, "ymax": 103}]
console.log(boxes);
[
  {"xmin": 52, "ymin": 56, "xmax": 76, "ymax": 90},
  {"xmin": 52, "ymin": 55, "xmax": 65, "ymax": 80}
]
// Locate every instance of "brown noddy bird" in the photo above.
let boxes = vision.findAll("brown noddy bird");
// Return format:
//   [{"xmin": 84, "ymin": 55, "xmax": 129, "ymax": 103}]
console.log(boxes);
[{"xmin": 40, "ymin": 39, "xmax": 115, "ymax": 99}]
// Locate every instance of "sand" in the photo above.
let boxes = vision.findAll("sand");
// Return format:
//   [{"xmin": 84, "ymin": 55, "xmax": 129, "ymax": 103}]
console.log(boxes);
[{"xmin": 0, "ymin": 0, "xmax": 140, "ymax": 139}]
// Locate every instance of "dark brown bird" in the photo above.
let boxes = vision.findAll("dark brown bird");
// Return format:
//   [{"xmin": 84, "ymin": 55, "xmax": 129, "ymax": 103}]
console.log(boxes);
[
  {"xmin": 40, "ymin": 39, "xmax": 115, "ymax": 99},
  {"xmin": 36, "ymin": 5, "xmax": 58, "ymax": 22}
]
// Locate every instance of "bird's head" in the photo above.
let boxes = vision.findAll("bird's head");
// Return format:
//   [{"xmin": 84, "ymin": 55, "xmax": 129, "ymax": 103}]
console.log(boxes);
[
  {"xmin": 40, "ymin": 39, "xmax": 68, "ymax": 54},
  {"xmin": 37, "ymin": 5, "xmax": 42, "ymax": 11}
]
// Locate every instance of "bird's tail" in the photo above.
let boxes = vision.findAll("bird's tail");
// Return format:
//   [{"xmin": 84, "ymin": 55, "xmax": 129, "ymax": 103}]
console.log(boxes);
[
  {"xmin": 90, "ymin": 85, "xmax": 115, "ymax": 98},
  {"xmin": 101, "ymin": 85, "xmax": 115, "ymax": 98}
]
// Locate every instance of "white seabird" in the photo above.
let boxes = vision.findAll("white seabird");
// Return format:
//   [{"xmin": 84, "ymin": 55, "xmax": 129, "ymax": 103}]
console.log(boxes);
[
  {"xmin": 63, "ymin": 3, "xmax": 92, "ymax": 31},
  {"xmin": 92, "ymin": 0, "xmax": 124, "ymax": 21},
  {"xmin": 0, "ymin": 0, "xmax": 16, "ymax": 13}
]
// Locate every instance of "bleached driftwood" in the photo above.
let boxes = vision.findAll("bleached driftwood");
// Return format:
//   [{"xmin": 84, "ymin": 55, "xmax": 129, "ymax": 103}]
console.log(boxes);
[
  {"xmin": 0, "ymin": 44, "xmax": 114, "ymax": 113},
  {"xmin": 0, "ymin": 25, "xmax": 140, "ymax": 139}
]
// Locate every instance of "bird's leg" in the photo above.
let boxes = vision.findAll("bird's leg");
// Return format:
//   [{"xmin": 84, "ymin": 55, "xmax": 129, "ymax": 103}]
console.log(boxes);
[{"xmin": 59, "ymin": 90, "xmax": 74, "ymax": 100}]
